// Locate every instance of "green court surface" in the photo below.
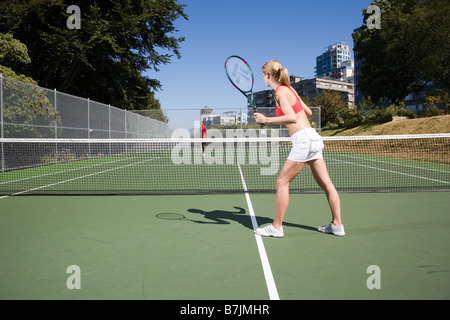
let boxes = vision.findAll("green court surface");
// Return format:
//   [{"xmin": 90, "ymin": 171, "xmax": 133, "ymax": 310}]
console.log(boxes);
[{"xmin": 0, "ymin": 192, "xmax": 449, "ymax": 300}]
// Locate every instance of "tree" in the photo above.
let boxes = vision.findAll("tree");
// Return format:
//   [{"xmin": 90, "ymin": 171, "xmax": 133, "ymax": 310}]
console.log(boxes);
[
  {"xmin": 0, "ymin": 33, "xmax": 35, "ymax": 84},
  {"xmin": 0, "ymin": 0, "xmax": 188, "ymax": 111},
  {"xmin": 0, "ymin": 33, "xmax": 59, "ymax": 138},
  {"xmin": 314, "ymin": 90, "xmax": 348, "ymax": 127},
  {"xmin": 0, "ymin": 33, "xmax": 31, "ymax": 71},
  {"xmin": 424, "ymin": 89, "xmax": 449, "ymax": 115},
  {"xmin": 352, "ymin": 0, "xmax": 450, "ymax": 105},
  {"xmin": 407, "ymin": 0, "xmax": 450, "ymax": 92}
]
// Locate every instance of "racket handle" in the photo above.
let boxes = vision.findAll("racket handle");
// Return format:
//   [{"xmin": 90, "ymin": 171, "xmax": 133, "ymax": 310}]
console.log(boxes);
[{"xmin": 253, "ymin": 106, "xmax": 265, "ymax": 128}]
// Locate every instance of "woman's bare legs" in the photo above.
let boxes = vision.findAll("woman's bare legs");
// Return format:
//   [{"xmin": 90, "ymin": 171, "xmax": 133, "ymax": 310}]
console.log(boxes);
[
  {"xmin": 272, "ymin": 159, "xmax": 305, "ymax": 229},
  {"xmin": 270, "ymin": 157, "xmax": 342, "ymax": 230},
  {"xmin": 307, "ymin": 158, "xmax": 342, "ymax": 226}
]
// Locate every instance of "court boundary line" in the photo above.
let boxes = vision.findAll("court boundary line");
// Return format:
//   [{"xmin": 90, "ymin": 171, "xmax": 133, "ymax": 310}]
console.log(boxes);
[
  {"xmin": 237, "ymin": 164, "xmax": 280, "ymax": 300},
  {"xmin": 0, "ymin": 157, "xmax": 158, "ymax": 199},
  {"xmin": 338, "ymin": 153, "xmax": 450, "ymax": 174},
  {"xmin": 0, "ymin": 156, "xmax": 141, "ymax": 186},
  {"xmin": 330, "ymin": 157, "xmax": 450, "ymax": 185}
]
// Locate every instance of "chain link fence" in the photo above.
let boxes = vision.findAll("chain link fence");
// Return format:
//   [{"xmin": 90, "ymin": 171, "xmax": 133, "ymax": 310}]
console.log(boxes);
[{"xmin": 0, "ymin": 75, "xmax": 320, "ymax": 140}]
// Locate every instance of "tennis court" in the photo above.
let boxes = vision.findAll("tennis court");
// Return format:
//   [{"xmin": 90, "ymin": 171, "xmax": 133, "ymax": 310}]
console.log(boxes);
[
  {"xmin": 0, "ymin": 192, "xmax": 449, "ymax": 300},
  {"xmin": 0, "ymin": 134, "xmax": 449, "ymax": 300}
]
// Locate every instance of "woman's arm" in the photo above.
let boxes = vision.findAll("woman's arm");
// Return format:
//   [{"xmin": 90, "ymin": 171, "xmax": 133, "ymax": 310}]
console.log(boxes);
[
  {"xmin": 255, "ymin": 92, "xmax": 297, "ymax": 125},
  {"xmin": 299, "ymin": 98, "xmax": 312, "ymax": 118}
]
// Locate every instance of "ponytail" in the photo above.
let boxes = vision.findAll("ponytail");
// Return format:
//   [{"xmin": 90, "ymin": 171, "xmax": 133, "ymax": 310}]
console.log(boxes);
[
  {"xmin": 262, "ymin": 60, "xmax": 291, "ymax": 87},
  {"xmin": 278, "ymin": 67, "xmax": 290, "ymax": 87}
]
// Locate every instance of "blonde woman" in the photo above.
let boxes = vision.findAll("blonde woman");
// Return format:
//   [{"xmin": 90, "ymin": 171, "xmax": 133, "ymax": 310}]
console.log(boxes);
[{"xmin": 254, "ymin": 60, "xmax": 345, "ymax": 237}]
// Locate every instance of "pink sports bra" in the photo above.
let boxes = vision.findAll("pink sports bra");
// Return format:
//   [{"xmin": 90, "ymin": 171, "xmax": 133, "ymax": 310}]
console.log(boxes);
[{"xmin": 275, "ymin": 85, "xmax": 303, "ymax": 117}]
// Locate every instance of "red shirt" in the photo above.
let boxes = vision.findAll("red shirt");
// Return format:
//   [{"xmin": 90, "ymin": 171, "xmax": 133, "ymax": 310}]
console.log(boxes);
[
  {"xmin": 201, "ymin": 125, "xmax": 207, "ymax": 138},
  {"xmin": 275, "ymin": 85, "xmax": 303, "ymax": 117}
]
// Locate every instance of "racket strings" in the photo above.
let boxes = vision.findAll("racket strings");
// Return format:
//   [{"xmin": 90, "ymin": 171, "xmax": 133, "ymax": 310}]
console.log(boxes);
[{"xmin": 225, "ymin": 57, "xmax": 253, "ymax": 92}]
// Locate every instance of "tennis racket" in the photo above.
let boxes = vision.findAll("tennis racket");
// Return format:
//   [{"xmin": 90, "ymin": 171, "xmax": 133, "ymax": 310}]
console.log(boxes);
[{"xmin": 225, "ymin": 55, "xmax": 264, "ymax": 127}]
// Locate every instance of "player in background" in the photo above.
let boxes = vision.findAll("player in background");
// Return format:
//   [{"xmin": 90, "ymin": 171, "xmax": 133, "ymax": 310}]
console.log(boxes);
[{"xmin": 200, "ymin": 121, "xmax": 208, "ymax": 156}]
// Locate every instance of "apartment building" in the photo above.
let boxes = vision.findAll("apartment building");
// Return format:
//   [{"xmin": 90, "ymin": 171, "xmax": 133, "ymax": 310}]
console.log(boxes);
[
  {"xmin": 292, "ymin": 77, "xmax": 355, "ymax": 106},
  {"xmin": 252, "ymin": 76, "xmax": 355, "ymax": 113},
  {"xmin": 200, "ymin": 106, "xmax": 247, "ymax": 127},
  {"xmin": 315, "ymin": 42, "xmax": 354, "ymax": 82}
]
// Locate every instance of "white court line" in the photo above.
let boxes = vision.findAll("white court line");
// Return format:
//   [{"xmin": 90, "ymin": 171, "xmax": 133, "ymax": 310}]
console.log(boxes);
[
  {"xmin": 0, "ymin": 157, "xmax": 158, "ymax": 199},
  {"xmin": 330, "ymin": 157, "xmax": 450, "ymax": 185},
  {"xmin": 0, "ymin": 157, "xmax": 136, "ymax": 186},
  {"xmin": 237, "ymin": 164, "xmax": 280, "ymax": 300},
  {"xmin": 339, "ymin": 153, "xmax": 450, "ymax": 174}
]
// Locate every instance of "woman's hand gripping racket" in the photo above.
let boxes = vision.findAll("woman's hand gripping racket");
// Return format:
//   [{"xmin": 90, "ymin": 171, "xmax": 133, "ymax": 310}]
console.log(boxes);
[{"xmin": 225, "ymin": 55, "xmax": 264, "ymax": 128}]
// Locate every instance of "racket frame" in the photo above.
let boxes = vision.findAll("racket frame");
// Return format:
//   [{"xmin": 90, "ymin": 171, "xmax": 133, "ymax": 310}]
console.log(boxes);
[{"xmin": 224, "ymin": 55, "xmax": 264, "ymax": 127}]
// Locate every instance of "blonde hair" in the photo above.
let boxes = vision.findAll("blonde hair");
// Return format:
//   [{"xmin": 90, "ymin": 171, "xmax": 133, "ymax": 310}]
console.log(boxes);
[{"xmin": 262, "ymin": 60, "xmax": 290, "ymax": 87}]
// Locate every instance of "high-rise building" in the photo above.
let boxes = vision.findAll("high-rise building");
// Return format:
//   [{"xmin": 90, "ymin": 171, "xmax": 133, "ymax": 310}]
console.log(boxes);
[
  {"xmin": 251, "ymin": 76, "xmax": 355, "ymax": 121},
  {"xmin": 315, "ymin": 42, "xmax": 354, "ymax": 82}
]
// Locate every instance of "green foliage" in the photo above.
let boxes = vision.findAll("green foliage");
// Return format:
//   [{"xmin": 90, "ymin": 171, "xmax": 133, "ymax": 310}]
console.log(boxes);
[
  {"xmin": 366, "ymin": 107, "xmax": 392, "ymax": 124},
  {"xmin": 0, "ymin": 0, "xmax": 188, "ymax": 111},
  {"xmin": 0, "ymin": 33, "xmax": 31, "ymax": 68},
  {"xmin": 313, "ymin": 90, "xmax": 348, "ymax": 126},
  {"xmin": 0, "ymin": 32, "xmax": 35, "ymax": 83},
  {"xmin": 2, "ymin": 78, "xmax": 61, "ymax": 138},
  {"xmin": 1, "ymin": 32, "xmax": 60, "ymax": 138},
  {"xmin": 0, "ymin": 65, "xmax": 36, "ymax": 84},
  {"xmin": 424, "ymin": 89, "xmax": 450, "ymax": 115},
  {"xmin": 335, "ymin": 107, "xmax": 364, "ymax": 128},
  {"xmin": 353, "ymin": 0, "xmax": 450, "ymax": 105}
]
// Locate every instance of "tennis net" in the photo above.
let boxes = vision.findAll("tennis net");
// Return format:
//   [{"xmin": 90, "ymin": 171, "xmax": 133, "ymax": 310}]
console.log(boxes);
[{"xmin": 1, "ymin": 133, "xmax": 449, "ymax": 195}]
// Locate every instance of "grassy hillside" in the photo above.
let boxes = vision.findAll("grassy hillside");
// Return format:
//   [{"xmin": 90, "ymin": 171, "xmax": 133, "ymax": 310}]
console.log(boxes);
[{"xmin": 322, "ymin": 115, "xmax": 450, "ymax": 136}]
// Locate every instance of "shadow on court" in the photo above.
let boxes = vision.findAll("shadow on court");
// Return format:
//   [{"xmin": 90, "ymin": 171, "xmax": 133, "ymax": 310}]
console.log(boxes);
[{"xmin": 156, "ymin": 206, "xmax": 317, "ymax": 232}]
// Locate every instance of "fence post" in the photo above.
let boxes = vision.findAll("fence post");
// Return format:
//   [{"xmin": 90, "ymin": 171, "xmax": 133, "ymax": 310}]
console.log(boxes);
[
  {"xmin": 0, "ymin": 74, "xmax": 3, "ymax": 139},
  {"xmin": 1, "ymin": 74, "xmax": 4, "ymax": 172},
  {"xmin": 240, "ymin": 106, "xmax": 242, "ymax": 130},
  {"xmin": 318, "ymin": 106, "xmax": 321, "ymax": 135},
  {"xmin": 54, "ymin": 88, "xmax": 58, "ymax": 161},
  {"xmin": 87, "ymin": 98, "xmax": 90, "ymax": 139},
  {"xmin": 54, "ymin": 88, "xmax": 57, "ymax": 139},
  {"xmin": 108, "ymin": 104, "xmax": 111, "ymax": 155},
  {"xmin": 87, "ymin": 98, "xmax": 91, "ymax": 155},
  {"xmin": 164, "ymin": 108, "xmax": 168, "ymax": 138},
  {"xmin": 124, "ymin": 109, "xmax": 127, "ymax": 139},
  {"xmin": 108, "ymin": 104, "xmax": 111, "ymax": 140}
]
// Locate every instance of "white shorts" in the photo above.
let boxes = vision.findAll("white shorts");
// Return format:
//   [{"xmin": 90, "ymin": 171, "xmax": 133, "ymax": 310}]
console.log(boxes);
[{"xmin": 287, "ymin": 128, "xmax": 324, "ymax": 162}]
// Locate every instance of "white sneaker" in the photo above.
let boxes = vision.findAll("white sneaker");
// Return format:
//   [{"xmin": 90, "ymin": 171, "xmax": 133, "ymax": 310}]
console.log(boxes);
[
  {"xmin": 318, "ymin": 222, "xmax": 345, "ymax": 236},
  {"xmin": 255, "ymin": 224, "xmax": 284, "ymax": 238}
]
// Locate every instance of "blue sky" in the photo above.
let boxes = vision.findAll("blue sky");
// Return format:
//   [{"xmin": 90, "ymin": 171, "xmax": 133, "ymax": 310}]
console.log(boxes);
[{"xmin": 147, "ymin": 0, "xmax": 373, "ymax": 129}]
